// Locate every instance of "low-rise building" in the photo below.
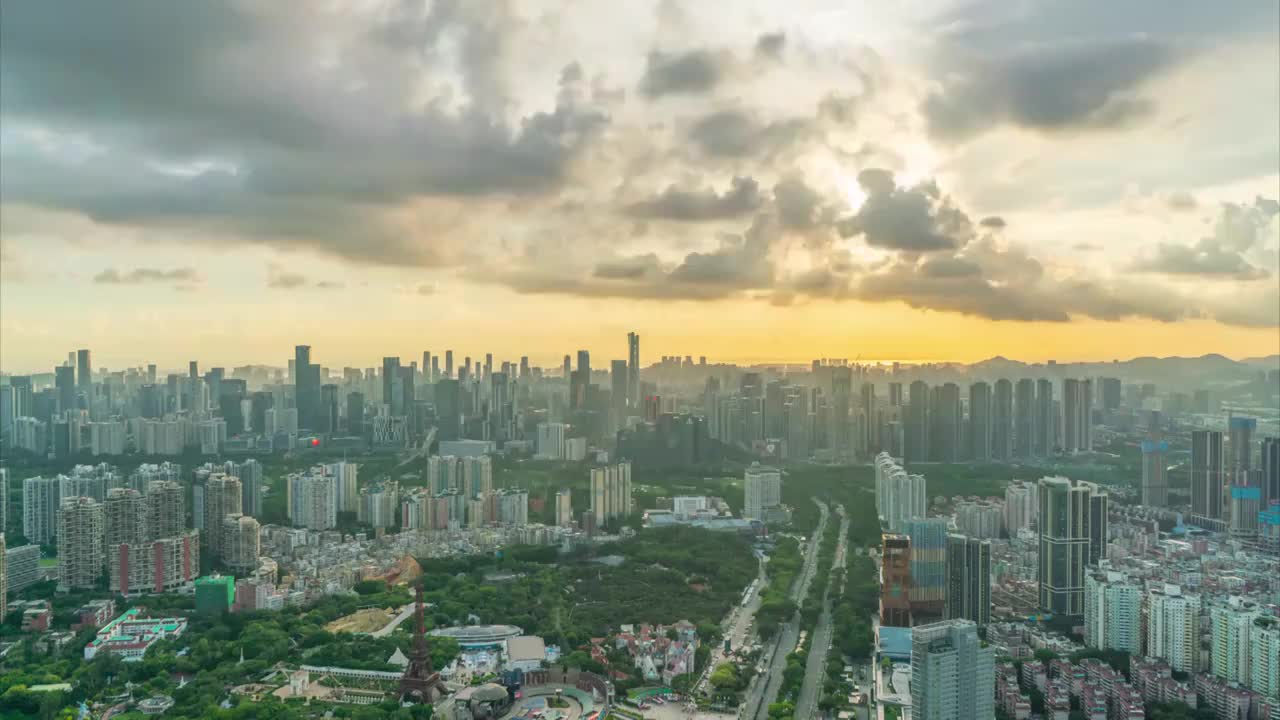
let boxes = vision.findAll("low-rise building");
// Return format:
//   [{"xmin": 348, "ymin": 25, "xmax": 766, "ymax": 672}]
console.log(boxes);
[{"xmin": 83, "ymin": 608, "xmax": 187, "ymax": 661}]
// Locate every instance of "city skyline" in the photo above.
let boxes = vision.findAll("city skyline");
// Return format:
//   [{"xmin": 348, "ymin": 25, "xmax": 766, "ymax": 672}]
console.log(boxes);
[{"xmin": 2, "ymin": 2, "xmax": 1278, "ymax": 371}]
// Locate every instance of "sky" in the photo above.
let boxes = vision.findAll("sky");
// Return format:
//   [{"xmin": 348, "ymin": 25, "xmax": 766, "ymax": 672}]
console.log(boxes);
[{"xmin": 1, "ymin": 0, "xmax": 1278, "ymax": 373}]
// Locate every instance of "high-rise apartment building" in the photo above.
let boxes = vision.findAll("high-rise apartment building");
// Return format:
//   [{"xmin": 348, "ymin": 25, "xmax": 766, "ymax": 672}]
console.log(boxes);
[
  {"xmin": 294, "ymin": 345, "xmax": 321, "ymax": 431},
  {"xmin": 1191, "ymin": 430, "xmax": 1225, "ymax": 523},
  {"xmin": 286, "ymin": 471, "xmax": 337, "ymax": 530},
  {"xmin": 202, "ymin": 474, "xmax": 242, "ymax": 562},
  {"xmin": 1061, "ymin": 378, "xmax": 1093, "ymax": 453},
  {"xmin": 1250, "ymin": 615, "xmax": 1279, "ymax": 700},
  {"xmin": 555, "ymin": 488, "xmax": 573, "ymax": 527},
  {"xmin": 1038, "ymin": 476, "xmax": 1106, "ymax": 616},
  {"xmin": 929, "ymin": 383, "xmax": 961, "ymax": 462},
  {"xmin": 1035, "ymin": 378, "xmax": 1053, "ymax": 456},
  {"xmin": 743, "ymin": 463, "xmax": 783, "ymax": 523},
  {"xmin": 1141, "ymin": 439, "xmax": 1169, "ymax": 507},
  {"xmin": 76, "ymin": 348, "xmax": 92, "ymax": 395},
  {"xmin": 1210, "ymin": 597, "xmax": 1259, "ymax": 687},
  {"xmin": 627, "ymin": 332, "xmax": 640, "ymax": 409},
  {"xmin": 147, "ymin": 480, "xmax": 186, "ymax": 538},
  {"xmin": 992, "ymin": 379, "xmax": 1013, "ymax": 461},
  {"xmin": 1083, "ymin": 568, "xmax": 1142, "ymax": 655},
  {"xmin": 1004, "ymin": 481, "xmax": 1036, "ymax": 533},
  {"xmin": 875, "ymin": 453, "xmax": 927, "ymax": 532},
  {"xmin": 945, "ymin": 534, "xmax": 991, "ymax": 626},
  {"xmin": 910, "ymin": 620, "xmax": 995, "ymax": 720},
  {"xmin": 1228, "ymin": 416, "xmax": 1256, "ymax": 482},
  {"xmin": 590, "ymin": 462, "xmax": 632, "ymax": 526},
  {"xmin": 906, "ymin": 381, "xmax": 930, "ymax": 463},
  {"xmin": 1014, "ymin": 378, "xmax": 1035, "ymax": 458},
  {"xmin": 1147, "ymin": 585, "xmax": 1200, "ymax": 674},
  {"xmin": 221, "ymin": 515, "xmax": 260, "ymax": 573},
  {"xmin": 1262, "ymin": 437, "xmax": 1280, "ymax": 510},
  {"xmin": 23, "ymin": 476, "xmax": 61, "ymax": 544},
  {"xmin": 968, "ymin": 382, "xmax": 991, "ymax": 462},
  {"xmin": 536, "ymin": 422, "xmax": 568, "ymax": 460},
  {"xmin": 0, "ymin": 533, "xmax": 6, "ymax": 618},
  {"xmin": 57, "ymin": 496, "xmax": 104, "ymax": 591},
  {"xmin": 237, "ymin": 459, "xmax": 263, "ymax": 518}
]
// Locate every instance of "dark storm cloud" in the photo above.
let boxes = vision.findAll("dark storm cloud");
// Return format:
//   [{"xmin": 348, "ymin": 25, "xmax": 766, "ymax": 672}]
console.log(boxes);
[
  {"xmin": 93, "ymin": 267, "xmax": 202, "ymax": 285},
  {"xmin": 639, "ymin": 49, "xmax": 726, "ymax": 98},
  {"xmin": 593, "ymin": 254, "xmax": 663, "ymax": 279},
  {"xmin": 835, "ymin": 169, "xmax": 969, "ymax": 252},
  {"xmin": 0, "ymin": 1, "xmax": 608, "ymax": 266},
  {"xmin": 923, "ymin": 38, "xmax": 1176, "ymax": 141},
  {"xmin": 755, "ymin": 32, "xmax": 787, "ymax": 60},
  {"xmin": 772, "ymin": 176, "xmax": 827, "ymax": 230},
  {"xmin": 625, "ymin": 177, "xmax": 762, "ymax": 221},
  {"xmin": 687, "ymin": 109, "xmax": 809, "ymax": 158}
]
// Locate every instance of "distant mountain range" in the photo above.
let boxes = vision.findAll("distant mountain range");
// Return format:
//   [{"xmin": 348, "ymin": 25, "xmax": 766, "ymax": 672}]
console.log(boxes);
[{"xmin": 961, "ymin": 353, "xmax": 1279, "ymax": 385}]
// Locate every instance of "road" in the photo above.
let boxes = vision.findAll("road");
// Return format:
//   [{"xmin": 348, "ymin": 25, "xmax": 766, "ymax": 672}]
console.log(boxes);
[
  {"xmin": 744, "ymin": 499, "xmax": 829, "ymax": 720},
  {"xmin": 794, "ymin": 504, "xmax": 849, "ymax": 719},
  {"xmin": 370, "ymin": 604, "xmax": 415, "ymax": 637},
  {"xmin": 692, "ymin": 557, "xmax": 767, "ymax": 699}
]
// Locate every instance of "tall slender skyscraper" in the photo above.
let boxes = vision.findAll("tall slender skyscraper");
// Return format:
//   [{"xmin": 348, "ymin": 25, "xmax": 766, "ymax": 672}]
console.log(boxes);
[
  {"xmin": 55, "ymin": 365, "xmax": 76, "ymax": 415},
  {"xmin": 1014, "ymin": 378, "xmax": 1035, "ymax": 458},
  {"xmin": 1038, "ymin": 476, "xmax": 1105, "ymax": 615},
  {"xmin": 76, "ymin": 349, "xmax": 92, "ymax": 395},
  {"xmin": 1141, "ymin": 439, "xmax": 1169, "ymax": 507},
  {"xmin": 929, "ymin": 383, "xmax": 961, "ymax": 462},
  {"xmin": 1262, "ymin": 437, "xmax": 1280, "ymax": 510},
  {"xmin": 1035, "ymin": 378, "xmax": 1053, "ymax": 456},
  {"xmin": 968, "ymin": 382, "xmax": 991, "ymax": 462},
  {"xmin": 945, "ymin": 534, "xmax": 991, "ymax": 626},
  {"xmin": 382, "ymin": 356, "xmax": 402, "ymax": 415},
  {"xmin": 1062, "ymin": 378, "xmax": 1093, "ymax": 453},
  {"xmin": 444, "ymin": 350, "xmax": 454, "ymax": 379},
  {"xmin": 992, "ymin": 379, "xmax": 1013, "ymax": 461},
  {"xmin": 1191, "ymin": 430, "xmax": 1225, "ymax": 523},
  {"xmin": 906, "ymin": 381, "xmax": 930, "ymax": 464},
  {"xmin": 627, "ymin": 332, "xmax": 640, "ymax": 408},
  {"xmin": 294, "ymin": 345, "xmax": 320, "ymax": 431}
]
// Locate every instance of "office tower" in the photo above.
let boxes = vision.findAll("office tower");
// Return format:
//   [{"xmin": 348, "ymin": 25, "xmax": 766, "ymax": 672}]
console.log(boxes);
[
  {"xmin": 1038, "ymin": 477, "xmax": 1098, "ymax": 615},
  {"xmin": 1263, "ymin": 437, "xmax": 1280, "ymax": 510},
  {"xmin": 905, "ymin": 518, "xmax": 948, "ymax": 620},
  {"xmin": 1210, "ymin": 597, "xmax": 1259, "ymax": 686},
  {"xmin": 442, "ymin": 350, "xmax": 453, "ymax": 379},
  {"xmin": 880, "ymin": 533, "xmax": 912, "ymax": 627},
  {"xmin": 147, "ymin": 480, "xmax": 186, "ymax": 539},
  {"xmin": 76, "ymin": 348, "xmax": 92, "ymax": 394},
  {"xmin": 1083, "ymin": 569, "xmax": 1142, "ymax": 655},
  {"xmin": 1251, "ymin": 616, "xmax": 1279, "ymax": 699},
  {"xmin": 237, "ymin": 459, "xmax": 263, "ymax": 518},
  {"xmin": 189, "ymin": 360, "xmax": 198, "ymax": 379},
  {"xmin": 294, "ymin": 345, "xmax": 320, "ymax": 431},
  {"xmin": 1034, "ymin": 378, "xmax": 1053, "ymax": 455},
  {"xmin": 555, "ymin": 488, "xmax": 573, "ymax": 527},
  {"xmin": 1191, "ymin": 430, "xmax": 1225, "ymax": 523},
  {"xmin": 23, "ymin": 476, "xmax": 61, "ymax": 544},
  {"xmin": 1062, "ymin": 378, "xmax": 1092, "ymax": 453},
  {"xmin": 1004, "ymin": 481, "xmax": 1036, "ymax": 533},
  {"xmin": 590, "ymin": 462, "xmax": 632, "ymax": 526},
  {"xmin": 875, "ymin": 453, "xmax": 927, "ymax": 532},
  {"xmin": 910, "ymin": 620, "xmax": 995, "ymax": 720},
  {"xmin": 991, "ymin": 379, "xmax": 1012, "ymax": 461},
  {"xmin": 945, "ymin": 534, "xmax": 991, "ymax": 626},
  {"xmin": 434, "ymin": 378, "xmax": 461, "ymax": 441},
  {"xmin": 202, "ymin": 475, "xmax": 242, "ymax": 562},
  {"xmin": 382, "ymin": 356, "xmax": 402, "ymax": 414},
  {"xmin": 1099, "ymin": 377, "xmax": 1121, "ymax": 410},
  {"xmin": 57, "ymin": 496, "xmax": 104, "ymax": 591},
  {"xmin": 346, "ymin": 391, "xmax": 365, "ymax": 436},
  {"xmin": 627, "ymin": 332, "xmax": 640, "ymax": 408},
  {"xmin": 968, "ymin": 382, "xmax": 991, "ymax": 461},
  {"xmin": 906, "ymin": 380, "xmax": 930, "ymax": 463},
  {"xmin": 221, "ymin": 515, "xmax": 260, "ymax": 573},
  {"xmin": 55, "ymin": 365, "xmax": 76, "ymax": 414},
  {"xmin": 1141, "ymin": 439, "xmax": 1169, "ymax": 507},
  {"xmin": 1086, "ymin": 487, "xmax": 1108, "ymax": 565},
  {"xmin": 1013, "ymin": 378, "xmax": 1035, "ymax": 458},
  {"xmin": 743, "ymin": 463, "xmax": 782, "ymax": 522},
  {"xmin": 888, "ymin": 382, "xmax": 903, "ymax": 407},
  {"xmin": 857, "ymin": 380, "xmax": 875, "ymax": 456},
  {"xmin": 286, "ymin": 471, "xmax": 337, "ymax": 530},
  {"xmin": 319, "ymin": 384, "xmax": 339, "ymax": 433},
  {"xmin": 1146, "ymin": 585, "xmax": 1201, "ymax": 673}
]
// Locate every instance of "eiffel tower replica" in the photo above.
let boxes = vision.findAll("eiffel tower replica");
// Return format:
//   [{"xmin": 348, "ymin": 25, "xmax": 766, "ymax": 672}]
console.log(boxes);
[{"xmin": 399, "ymin": 586, "xmax": 445, "ymax": 704}]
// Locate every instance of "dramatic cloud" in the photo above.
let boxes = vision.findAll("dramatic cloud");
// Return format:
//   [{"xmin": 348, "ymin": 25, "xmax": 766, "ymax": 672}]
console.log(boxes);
[
  {"xmin": 1131, "ymin": 196, "xmax": 1279, "ymax": 279},
  {"xmin": 93, "ymin": 267, "xmax": 201, "ymax": 285},
  {"xmin": 1131, "ymin": 239, "xmax": 1268, "ymax": 280},
  {"xmin": 625, "ymin": 177, "xmax": 762, "ymax": 221},
  {"xmin": 639, "ymin": 49, "xmax": 726, "ymax": 98},
  {"xmin": 836, "ymin": 170, "xmax": 972, "ymax": 252},
  {"xmin": 923, "ymin": 38, "xmax": 1177, "ymax": 141},
  {"xmin": 593, "ymin": 254, "xmax": 662, "ymax": 280},
  {"xmin": 755, "ymin": 32, "xmax": 786, "ymax": 60},
  {"xmin": 687, "ymin": 109, "xmax": 809, "ymax": 158},
  {"xmin": 773, "ymin": 176, "xmax": 828, "ymax": 230},
  {"xmin": 266, "ymin": 266, "xmax": 309, "ymax": 290}
]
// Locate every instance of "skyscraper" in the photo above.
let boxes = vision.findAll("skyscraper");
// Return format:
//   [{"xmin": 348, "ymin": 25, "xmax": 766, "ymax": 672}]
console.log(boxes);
[
  {"xmin": 1210, "ymin": 597, "xmax": 1259, "ymax": 686},
  {"xmin": 743, "ymin": 463, "xmax": 782, "ymax": 523},
  {"xmin": 610, "ymin": 359, "xmax": 628, "ymax": 428},
  {"xmin": 590, "ymin": 462, "xmax": 632, "ymax": 526},
  {"xmin": 945, "ymin": 534, "xmax": 990, "ymax": 626},
  {"xmin": 1141, "ymin": 439, "xmax": 1169, "ymax": 507},
  {"xmin": 880, "ymin": 533, "xmax": 912, "ymax": 628},
  {"xmin": 1191, "ymin": 430, "xmax": 1225, "ymax": 523},
  {"xmin": 1228, "ymin": 416, "xmax": 1256, "ymax": 483},
  {"xmin": 875, "ymin": 453, "xmax": 926, "ymax": 532},
  {"xmin": 294, "ymin": 345, "xmax": 320, "ymax": 431},
  {"xmin": 1035, "ymin": 378, "xmax": 1053, "ymax": 456},
  {"xmin": 905, "ymin": 518, "xmax": 948, "ymax": 621},
  {"xmin": 382, "ymin": 356, "xmax": 402, "ymax": 415},
  {"xmin": 627, "ymin": 332, "xmax": 640, "ymax": 408},
  {"xmin": 55, "ymin": 365, "xmax": 76, "ymax": 415},
  {"xmin": 1251, "ymin": 615, "xmax": 1280, "ymax": 700},
  {"xmin": 1014, "ymin": 378, "xmax": 1035, "ymax": 458},
  {"xmin": 203, "ymin": 474, "xmax": 242, "ymax": 562},
  {"xmin": 76, "ymin": 348, "xmax": 92, "ymax": 395},
  {"xmin": 991, "ymin": 379, "xmax": 1013, "ymax": 461},
  {"xmin": 1099, "ymin": 377, "xmax": 1121, "ymax": 410},
  {"xmin": 434, "ymin": 379, "xmax": 461, "ymax": 441},
  {"xmin": 555, "ymin": 488, "xmax": 573, "ymax": 527},
  {"xmin": 1038, "ymin": 476, "xmax": 1099, "ymax": 616},
  {"xmin": 929, "ymin": 383, "xmax": 961, "ymax": 462},
  {"xmin": 906, "ymin": 380, "xmax": 930, "ymax": 463},
  {"xmin": 23, "ymin": 476, "xmax": 61, "ymax": 544},
  {"xmin": 1262, "ymin": 436, "xmax": 1280, "ymax": 510},
  {"xmin": 237, "ymin": 459, "xmax": 263, "ymax": 518},
  {"xmin": 1062, "ymin": 378, "xmax": 1092, "ymax": 453},
  {"xmin": 910, "ymin": 620, "xmax": 995, "ymax": 720},
  {"xmin": 968, "ymin": 382, "xmax": 991, "ymax": 462}
]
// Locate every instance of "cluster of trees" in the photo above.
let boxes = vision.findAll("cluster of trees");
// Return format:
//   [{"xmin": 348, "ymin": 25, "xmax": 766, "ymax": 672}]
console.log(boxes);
[{"xmin": 754, "ymin": 537, "xmax": 801, "ymax": 639}]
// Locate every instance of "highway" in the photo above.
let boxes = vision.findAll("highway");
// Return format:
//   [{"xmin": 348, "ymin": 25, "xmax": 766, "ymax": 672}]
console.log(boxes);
[
  {"xmin": 794, "ymin": 504, "xmax": 849, "ymax": 719},
  {"xmin": 744, "ymin": 499, "xmax": 829, "ymax": 720}
]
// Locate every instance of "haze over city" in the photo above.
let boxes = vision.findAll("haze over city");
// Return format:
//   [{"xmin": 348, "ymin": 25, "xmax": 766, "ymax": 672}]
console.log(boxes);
[{"xmin": 1, "ymin": 2, "xmax": 1279, "ymax": 720}]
